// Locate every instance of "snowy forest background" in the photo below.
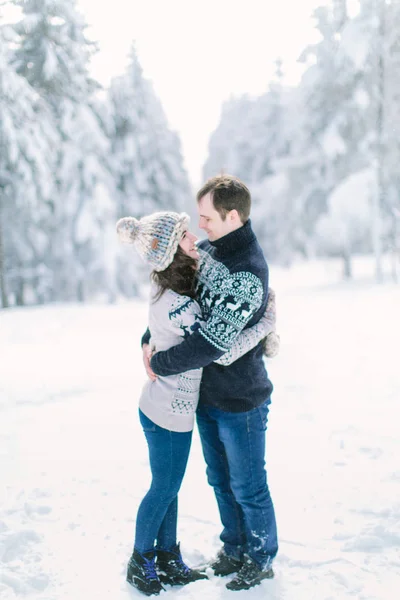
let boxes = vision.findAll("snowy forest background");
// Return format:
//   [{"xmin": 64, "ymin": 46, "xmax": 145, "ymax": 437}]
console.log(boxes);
[{"xmin": 1, "ymin": 0, "xmax": 400, "ymax": 310}]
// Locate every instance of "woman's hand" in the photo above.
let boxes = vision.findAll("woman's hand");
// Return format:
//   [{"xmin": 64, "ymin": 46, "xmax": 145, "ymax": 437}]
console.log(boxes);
[{"xmin": 142, "ymin": 344, "xmax": 157, "ymax": 381}]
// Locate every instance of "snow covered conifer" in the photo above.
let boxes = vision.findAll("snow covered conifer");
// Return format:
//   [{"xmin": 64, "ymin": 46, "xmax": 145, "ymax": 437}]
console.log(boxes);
[{"xmin": 11, "ymin": 0, "xmax": 113, "ymax": 301}]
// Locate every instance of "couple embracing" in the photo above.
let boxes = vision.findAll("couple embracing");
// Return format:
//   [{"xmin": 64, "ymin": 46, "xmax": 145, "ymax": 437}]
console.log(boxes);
[{"xmin": 117, "ymin": 174, "xmax": 279, "ymax": 595}]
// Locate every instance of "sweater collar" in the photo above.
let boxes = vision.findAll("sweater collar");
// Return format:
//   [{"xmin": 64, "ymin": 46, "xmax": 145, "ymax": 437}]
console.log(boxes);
[{"xmin": 208, "ymin": 219, "xmax": 255, "ymax": 258}]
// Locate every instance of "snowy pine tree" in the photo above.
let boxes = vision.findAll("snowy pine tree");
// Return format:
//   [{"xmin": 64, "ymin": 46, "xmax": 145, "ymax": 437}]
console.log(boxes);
[
  {"xmin": 378, "ymin": 0, "xmax": 400, "ymax": 280},
  {"xmin": 338, "ymin": 0, "xmax": 400, "ymax": 280},
  {"xmin": 11, "ymin": 0, "xmax": 114, "ymax": 301},
  {"xmin": 202, "ymin": 94, "xmax": 253, "ymax": 181},
  {"xmin": 203, "ymin": 62, "xmax": 294, "ymax": 262},
  {"xmin": 316, "ymin": 168, "xmax": 374, "ymax": 278},
  {"xmin": 110, "ymin": 45, "xmax": 190, "ymax": 218},
  {"xmin": 333, "ymin": 0, "xmax": 348, "ymax": 30},
  {"xmin": 281, "ymin": 3, "xmax": 365, "ymax": 261},
  {"xmin": 109, "ymin": 45, "xmax": 191, "ymax": 295},
  {"xmin": 0, "ymin": 22, "xmax": 58, "ymax": 306}
]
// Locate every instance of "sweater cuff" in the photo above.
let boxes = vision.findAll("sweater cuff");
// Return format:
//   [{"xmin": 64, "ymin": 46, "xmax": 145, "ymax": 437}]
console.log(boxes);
[{"xmin": 141, "ymin": 328, "xmax": 151, "ymax": 347}]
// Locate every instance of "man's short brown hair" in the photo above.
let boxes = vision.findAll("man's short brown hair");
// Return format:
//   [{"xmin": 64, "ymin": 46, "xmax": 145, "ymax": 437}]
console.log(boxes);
[{"xmin": 197, "ymin": 174, "xmax": 251, "ymax": 223}]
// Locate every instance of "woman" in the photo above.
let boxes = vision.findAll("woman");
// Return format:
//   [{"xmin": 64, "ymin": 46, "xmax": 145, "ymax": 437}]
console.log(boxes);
[{"xmin": 116, "ymin": 211, "xmax": 277, "ymax": 596}]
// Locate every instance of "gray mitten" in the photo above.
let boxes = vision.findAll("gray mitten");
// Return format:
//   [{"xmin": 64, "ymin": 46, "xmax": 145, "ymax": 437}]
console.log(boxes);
[{"xmin": 261, "ymin": 331, "xmax": 280, "ymax": 358}]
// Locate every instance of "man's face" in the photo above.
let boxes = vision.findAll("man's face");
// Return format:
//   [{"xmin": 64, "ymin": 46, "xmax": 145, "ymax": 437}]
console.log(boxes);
[{"xmin": 198, "ymin": 192, "xmax": 237, "ymax": 241}]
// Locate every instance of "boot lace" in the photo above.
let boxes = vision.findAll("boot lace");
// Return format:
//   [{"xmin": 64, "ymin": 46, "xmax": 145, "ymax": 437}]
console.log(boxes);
[
  {"xmin": 175, "ymin": 555, "xmax": 190, "ymax": 575},
  {"xmin": 235, "ymin": 558, "xmax": 257, "ymax": 583},
  {"xmin": 142, "ymin": 557, "xmax": 158, "ymax": 581}
]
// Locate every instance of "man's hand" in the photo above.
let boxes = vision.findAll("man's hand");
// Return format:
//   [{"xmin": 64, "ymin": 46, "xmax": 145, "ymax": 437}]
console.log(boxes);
[{"xmin": 142, "ymin": 344, "xmax": 157, "ymax": 381}]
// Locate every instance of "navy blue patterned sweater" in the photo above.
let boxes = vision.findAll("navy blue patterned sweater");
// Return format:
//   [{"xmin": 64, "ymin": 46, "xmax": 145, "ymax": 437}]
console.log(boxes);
[{"xmin": 145, "ymin": 220, "xmax": 273, "ymax": 412}]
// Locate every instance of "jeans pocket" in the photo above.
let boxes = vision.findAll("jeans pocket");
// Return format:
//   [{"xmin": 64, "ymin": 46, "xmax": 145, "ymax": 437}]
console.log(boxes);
[
  {"xmin": 257, "ymin": 401, "xmax": 269, "ymax": 431},
  {"xmin": 139, "ymin": 409, "xmax": 157, "ymax": 432}
]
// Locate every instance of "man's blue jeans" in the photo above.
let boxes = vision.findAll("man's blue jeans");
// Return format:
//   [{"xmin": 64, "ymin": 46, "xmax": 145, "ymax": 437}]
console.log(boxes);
[
  {"xmin": 196, "ymin": 400, "xmax": 278, "ymax": 569},
  {"xmin": 134, "ymin": 409, "xmax": 192, "ymax": 553}
]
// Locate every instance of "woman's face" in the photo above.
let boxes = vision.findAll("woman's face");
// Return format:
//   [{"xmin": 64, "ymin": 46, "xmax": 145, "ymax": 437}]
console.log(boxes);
[{"xmin": 179, "ymin": 230, "xmax": 199, "ymax": 260}]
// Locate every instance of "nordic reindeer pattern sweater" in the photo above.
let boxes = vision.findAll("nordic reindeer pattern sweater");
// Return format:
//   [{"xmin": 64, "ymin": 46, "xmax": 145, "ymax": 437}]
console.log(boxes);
[
  {"xmin": 148, "ymin": 220, "xmax": 273, "ymax": 413},
  {"xmin": 140, "ymin": 281, "xmax": 273, "ymax": 432}
]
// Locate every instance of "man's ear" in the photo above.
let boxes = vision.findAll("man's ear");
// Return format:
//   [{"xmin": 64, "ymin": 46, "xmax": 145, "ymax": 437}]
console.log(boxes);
[{"xmin": 228, "ymin": 209, "xmax": 241, "ymax": 224}]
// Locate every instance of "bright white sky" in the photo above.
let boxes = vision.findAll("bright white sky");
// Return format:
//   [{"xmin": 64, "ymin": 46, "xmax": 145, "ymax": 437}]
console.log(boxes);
[
  {"xmin": 77, "ymin": 0, "xmax": 329, "ymax": 186},
  {"xmin": 3, "ymin": 0, "xmax": 337, "ymax": 185}
]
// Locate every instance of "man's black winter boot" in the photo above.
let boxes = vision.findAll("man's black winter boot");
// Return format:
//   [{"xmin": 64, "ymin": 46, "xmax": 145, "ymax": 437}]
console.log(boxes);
[
  {"xmin": 209, "ymin": 548, "xmax": 243, "ymax": 577},
  {"xmin": 226, "ymin": 553, "xmax": 274, "ymax": 591},
  {"xmin": 156, "ymin": 543, "xmax": 208, "ymax": 586},
  {"xmin": 126, "ymin": 549, "xmax": 164, "ymax": 596}
]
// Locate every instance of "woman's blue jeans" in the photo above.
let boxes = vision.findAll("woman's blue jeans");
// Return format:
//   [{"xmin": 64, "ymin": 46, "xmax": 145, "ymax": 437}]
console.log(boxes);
[
  {"xmin": 134, "ymin": 409, "xmax": 192, "ymax": 553},
  {"xmin": 196, "ymin": 399, "xmax": 278, "ymax": 569}
]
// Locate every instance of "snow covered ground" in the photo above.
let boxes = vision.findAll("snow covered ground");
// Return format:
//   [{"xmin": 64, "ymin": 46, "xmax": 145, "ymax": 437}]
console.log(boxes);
[{"xmin": 1, "ymin": 257, "xmax": 399, "ymax": 600}]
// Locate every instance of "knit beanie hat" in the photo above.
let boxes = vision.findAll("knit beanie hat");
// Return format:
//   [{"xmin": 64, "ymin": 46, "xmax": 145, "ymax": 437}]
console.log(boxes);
[{"xmin": 116, "ymin": 211, "xmax": 190, "ymax": 272}]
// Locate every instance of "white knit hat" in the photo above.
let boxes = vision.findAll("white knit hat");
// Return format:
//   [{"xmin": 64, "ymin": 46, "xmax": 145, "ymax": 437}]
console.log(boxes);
[{"xmin": 116, "ymin": 211, "xmax": 190, "ymax": 272}]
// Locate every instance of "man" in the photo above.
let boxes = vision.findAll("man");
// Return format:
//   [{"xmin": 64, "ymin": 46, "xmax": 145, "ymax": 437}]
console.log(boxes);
[{"xmin": 142, "ymin": 174, "xmax": 278, "ymax": 591}]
